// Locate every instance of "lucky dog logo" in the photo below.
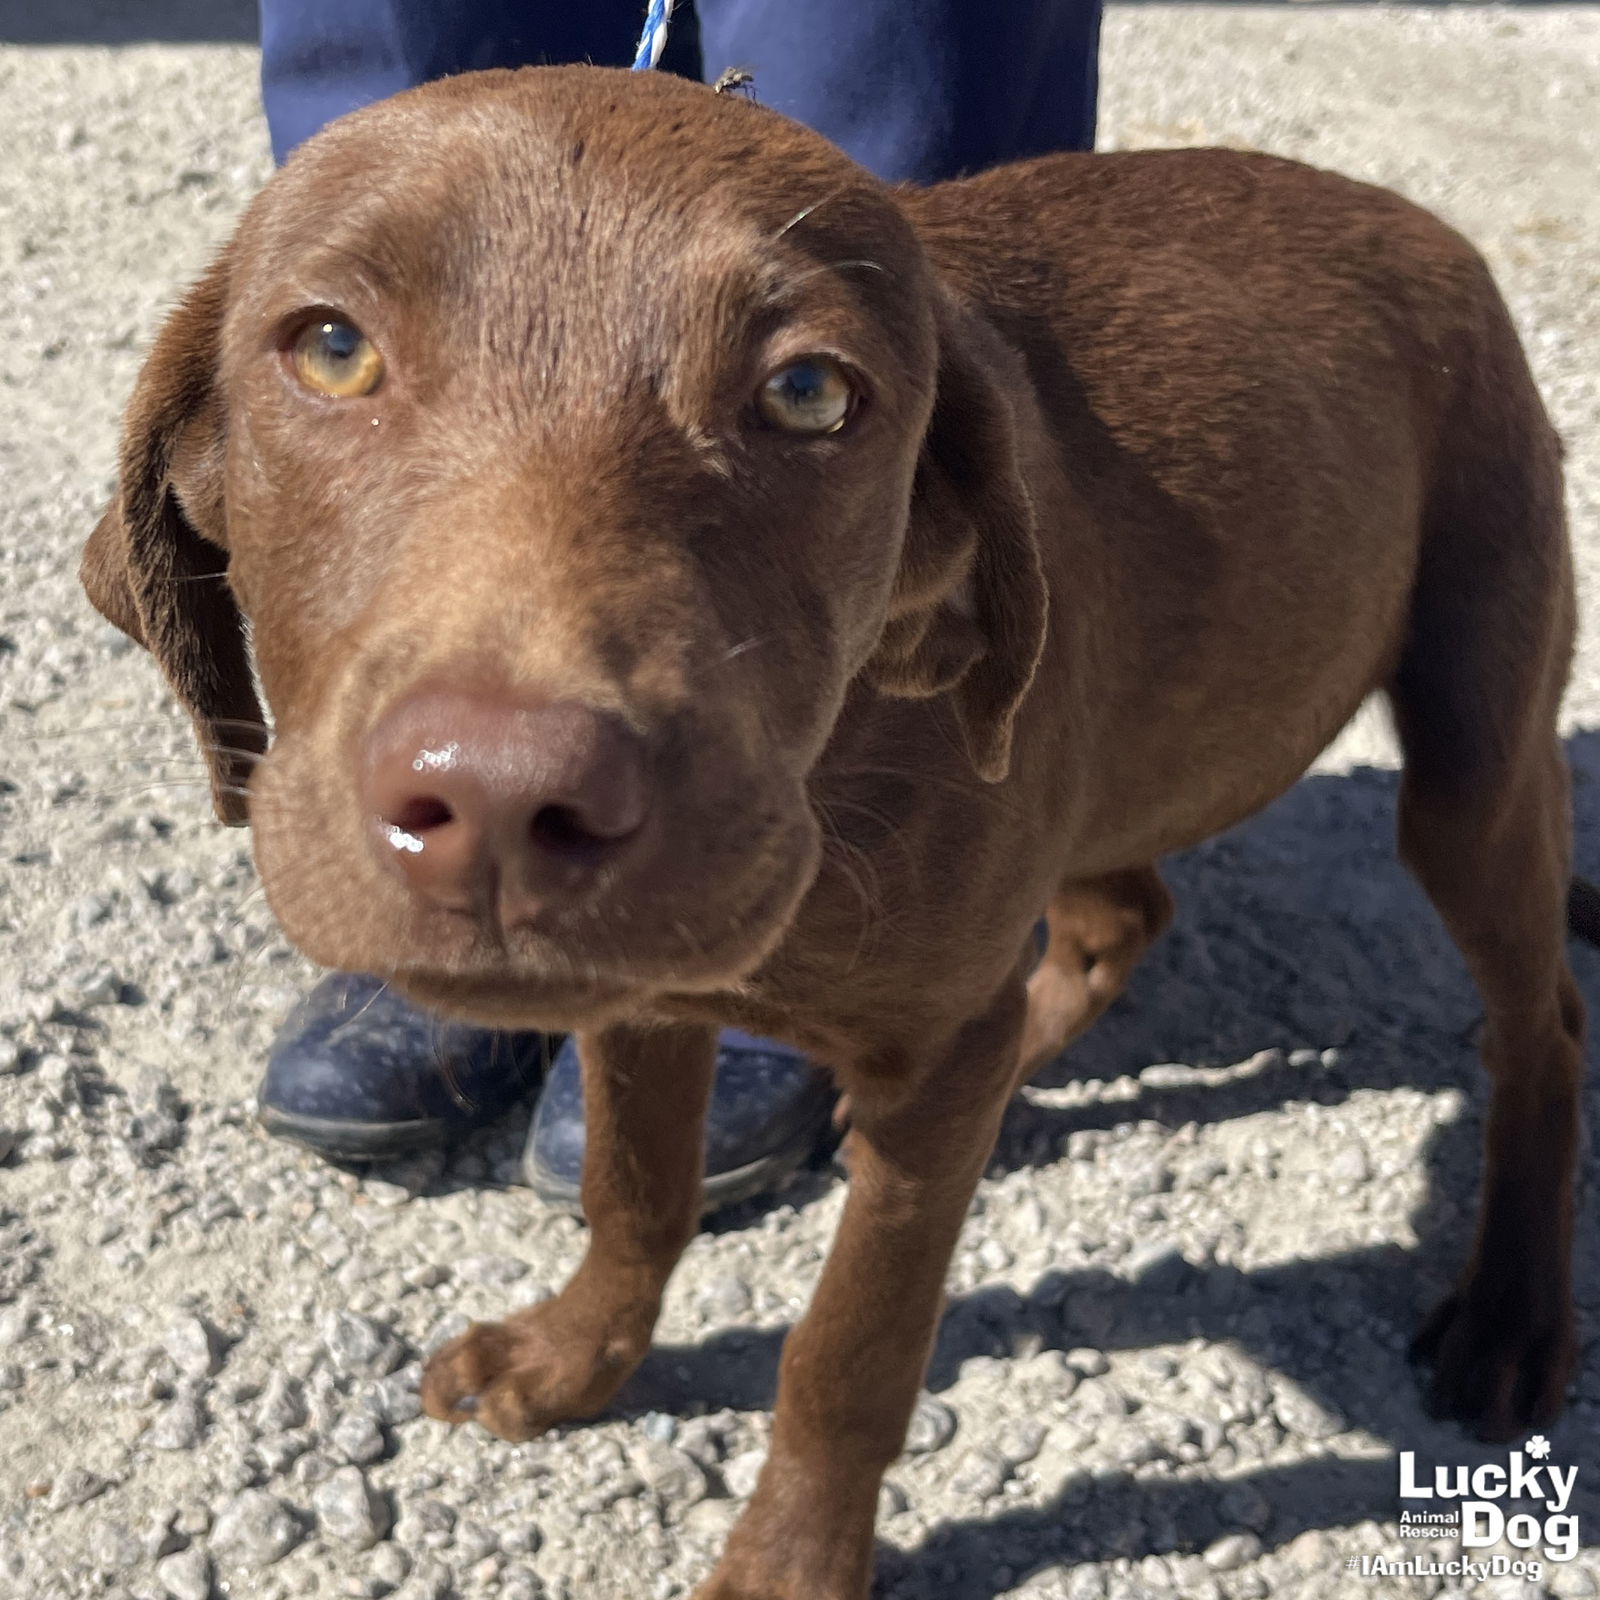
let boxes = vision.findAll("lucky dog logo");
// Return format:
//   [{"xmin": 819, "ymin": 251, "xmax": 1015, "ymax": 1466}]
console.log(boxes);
[{"xmin": 1396, "ymin": 1434, "xmax": 1579, "ymax": 1564}]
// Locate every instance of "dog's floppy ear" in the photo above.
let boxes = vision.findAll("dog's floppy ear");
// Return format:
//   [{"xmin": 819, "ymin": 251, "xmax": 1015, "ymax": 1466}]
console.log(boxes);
[
  {"xmin": 867, "ymin": 286, "xmax": 1047, "ymax": 783},
  {"xmin": 81, "ymin": 248, "xmax": 265, "ymax": 826}
]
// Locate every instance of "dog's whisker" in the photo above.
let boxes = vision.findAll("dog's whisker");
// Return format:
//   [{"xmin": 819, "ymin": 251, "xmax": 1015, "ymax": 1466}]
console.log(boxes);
[
  {"xmin": 822, "ymin": 763, "xmax": 1032, "ymax": 823},
  {"xmin": 719, "ymin": 635, "xmax": 770, "ymax": 665},
  {"xmin": 1, "ymin": 718, "xmax": 201, "ymax": 744},
  {"xmin": 326, "ymin": 978, "xmax": 391, "ymax": 1046},
  {"xmin": 75, "ymin": 777, "xmax": 248, "ymax": 803},
  {"xmin": 428, "ymin": 1014, "xmax": 475, "ymax": 1114},
  {"xmin": 200, "ymin": 739, "xmax": 268, "ymax": 757}
]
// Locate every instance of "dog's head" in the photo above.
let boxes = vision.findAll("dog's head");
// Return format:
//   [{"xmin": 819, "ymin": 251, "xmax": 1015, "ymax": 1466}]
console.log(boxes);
[{"xmin": 83, "ymin": 66, "xmax": 1045, "ymax": 1027}]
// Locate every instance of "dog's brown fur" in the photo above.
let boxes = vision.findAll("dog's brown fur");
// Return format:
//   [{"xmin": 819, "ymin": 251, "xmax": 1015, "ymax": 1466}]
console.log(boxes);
[{"xmin": 83, "ymin": 67, "xmax": 1586, "ymax": 1599}]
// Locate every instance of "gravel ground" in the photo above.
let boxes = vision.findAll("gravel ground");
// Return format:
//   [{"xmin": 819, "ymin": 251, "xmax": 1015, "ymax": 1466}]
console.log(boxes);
[{"xmin": 2, "ymin": 7, "xmax": 1600, "ymax": 1599}]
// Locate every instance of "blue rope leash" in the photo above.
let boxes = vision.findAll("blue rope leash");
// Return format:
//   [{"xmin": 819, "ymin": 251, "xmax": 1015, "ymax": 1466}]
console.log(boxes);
[{"xmin": 630, "ymin": 0, "xmax": 677, "ymax": 71}]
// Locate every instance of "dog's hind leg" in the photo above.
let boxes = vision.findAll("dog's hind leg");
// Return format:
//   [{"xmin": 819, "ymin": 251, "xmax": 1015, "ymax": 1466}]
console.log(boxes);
[
  {"xmin": 1016, "ymin": 865, "xmax": 1173, "ymax": 1084},
  {"xmin": 1387, "ymin": 319, "xmax": 1584, "ymax": 1438}
]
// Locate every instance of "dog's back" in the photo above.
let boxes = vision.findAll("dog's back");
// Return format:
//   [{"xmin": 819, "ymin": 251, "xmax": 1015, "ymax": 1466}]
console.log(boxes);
[{"xmin": 902, "ymin": 150, "xmax": 1568, "ymax": 864}]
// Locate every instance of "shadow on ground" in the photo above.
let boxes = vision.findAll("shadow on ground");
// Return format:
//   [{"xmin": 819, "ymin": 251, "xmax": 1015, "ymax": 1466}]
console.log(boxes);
[{"xmin": 609, "ymin": 728, "xmax": 1600, "ymax": 1596}]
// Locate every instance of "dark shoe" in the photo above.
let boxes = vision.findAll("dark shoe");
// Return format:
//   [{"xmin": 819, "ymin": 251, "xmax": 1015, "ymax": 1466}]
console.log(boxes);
[
  {"xmin": 258, "ymin": 973, "xmax": 548, "ymax": 1160},
  {"xmin": 523, "ymin": 1030, "xmax": 838, "ymax": 1215}
]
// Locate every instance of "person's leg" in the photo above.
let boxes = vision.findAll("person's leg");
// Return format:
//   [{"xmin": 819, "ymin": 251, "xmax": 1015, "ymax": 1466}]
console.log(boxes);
[
  {"xmin": 260, "ymin": 0, "xmax": 699, "ymax": 162},
  {"xmin": 263, "ymin": 0, "xmax": 1097, "ymax": 174},
  {"xmin": 695, "ymin": 0, "xmax": 1100, "ymax": 180}
]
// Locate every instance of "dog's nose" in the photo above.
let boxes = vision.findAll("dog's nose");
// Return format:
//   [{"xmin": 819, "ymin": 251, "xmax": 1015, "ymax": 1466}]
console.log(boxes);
[{"xmin": 361, "ymin": 691, "xmax": 648, "ymax": 923}]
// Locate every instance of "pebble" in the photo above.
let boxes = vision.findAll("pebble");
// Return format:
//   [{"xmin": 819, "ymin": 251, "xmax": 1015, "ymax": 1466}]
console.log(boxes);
[
  {"xmin": 0, "ymin": 1304, "xmax": 33, "ymax": 1345},
  {"xmin": 155, "ymin": 1545, "xmax": 213, "ymax": 1600},
  {"xmin": 904, "ymin": 1393, "xmax": 958, "ymax": 1454},
  {"xmin": 255, "ymin": 1432, "xmax": 311, "ymax": 1477},
  {"xmin": 1203, "ymin": 1533, "xmax": 1263, "ymax": 1571},
  {"xmin": 630, "ymin": 1440, "xmax": 710, "ymax": 1508},
  {"xmin": 175, "ymin": 1503, "xmax": 212, "ymax": 1539},
  {"xmin": 162, "ymin": 1314, "xmax": 222, "ymax": 1380},
  {"xmin": 256, "ymin": 1371, "xmax": 308, "ymax": 1432},
  {"xmin": 452, "ymin": 1520, "xmax": 499, "ymax": 1564},
  {"xmin": 331, "ymin": 1408, "xmax": 388, "ymax": 1465},
  {"xmin": 362, "ymin": 1367, "xmax": 424, "ymax": 1427},
  {"xmin": 641, "ymin": 1411, "xmax": 678, "ymax": 1443},
  {"xmin": 47, "ymin": 1466, "xmax": 107, "ymax": 1509},
  {"xmin": 1284, "ymin": 1530, "xmax": 1330, "ymax": 1570},
  {"xmin": 995, "ymin": 1418, "xmax": 1047, "ymax": 1467},
  {"xmin": 1066, "ymin": 1349, "xmax": 1110, "ymax": 1378},
  {"xmin": 324, "ymin": 1312, "xmax": 404, "ymax": 1380},
  {"xmin": 721, "ymin": 1450, "xmax": 765, "ymax": 1500},
  {"xmin": 948, "ymin": 1448, "xmax": 1010, "ymax": 1499},
  {"xmin": 294, "ymin": 1451, "xmax": 339, "ymax": 1489},
  {"xmin": 145, "ymin": 1395, "xmax": 206, "ymax": 1451},
  {"xmin": 456, "ymin": 1253, "xmax": 529, "ymax": 1286},
  {"xmin": 393, "ymin": 1497, "xmax": 456, "ymax": 1549},
  {"xmin": 140, "ymin": 1508, "xmax": 185, "ymax": 1561},
  {"xmin": 699, "ymin": 1275, "xmax": 753, "ymax": 1320},
  {"xmin": 210, "ymin": 1489, "xmax": 303, "ymax": 1570},
  {"xmin": 369, "ymin": 1543, "xmax": 411, "ymax": 1589},
  {"xmin": 315, "ymin": 1466, "xmax": 392, "ymax": 1550},
  {"xmin": 65, "ymin": 963, "xmax": 122, "ymax": 1007},
  {"xmin": 391, "ymin": 1557, "xmax": 453, "ymax": 1600},
  {"xmin": 501, "ymin": 1568, "xmax": 543, "ymax": 1600},
  {"xmin": 1326, "ymin": 1143, "xmax": 1371, "ymax": 1183},
  {"xmin": 1126, "ymin": 1240, "xmax": 1192, "ymax": 1293}
]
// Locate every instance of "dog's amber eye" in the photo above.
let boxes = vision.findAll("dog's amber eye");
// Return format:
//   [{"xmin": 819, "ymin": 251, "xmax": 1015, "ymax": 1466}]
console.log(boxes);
[
  {"xmin": 290, "ymin": 318, "xmax": 384, "ymax": 398},
  {"xmin": 756, "ymin": 357, "xmax": 853, "ymax": 434}
]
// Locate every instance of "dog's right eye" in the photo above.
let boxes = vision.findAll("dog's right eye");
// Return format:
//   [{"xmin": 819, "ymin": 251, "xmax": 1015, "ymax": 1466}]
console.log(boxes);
[{"xmin": 290, "ymin": 318, "xmax": 385, "ymax": 398}]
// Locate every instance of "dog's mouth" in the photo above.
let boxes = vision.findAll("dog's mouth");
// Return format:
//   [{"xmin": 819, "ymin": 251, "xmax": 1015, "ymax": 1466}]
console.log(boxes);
[
  {"xmin": 254, "ymin": 771, "xmax": 825, "ymax": 1030},
  {"xmin": 360, "ymin": 849, "xmax": 813, "ymax": 1030},
  {"xmin": 386, "ymin": 965, "xmax": 642, "ymax": 1032}
]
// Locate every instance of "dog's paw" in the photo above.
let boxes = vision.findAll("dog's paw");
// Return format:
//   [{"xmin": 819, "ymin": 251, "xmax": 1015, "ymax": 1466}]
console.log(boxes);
[
  {"xmin": 1410, "ymin": 1281, "xmax": 1577, "ymax": 1441},
  {"xmin": 420, "ymin": 1298, "xmax": 647, "ymax": 1442}
]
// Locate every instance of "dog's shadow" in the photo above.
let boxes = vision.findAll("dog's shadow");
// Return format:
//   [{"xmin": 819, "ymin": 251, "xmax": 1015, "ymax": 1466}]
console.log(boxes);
[{"xmin": 614, "ymin": 725, "xmax": 1600, "ymax": 1596}]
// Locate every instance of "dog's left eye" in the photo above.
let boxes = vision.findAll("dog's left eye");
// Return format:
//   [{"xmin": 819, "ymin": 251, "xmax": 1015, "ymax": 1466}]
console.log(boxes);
[{"xmin": 756, "ymin": 357, "xmax": 854, "ymax": 435}]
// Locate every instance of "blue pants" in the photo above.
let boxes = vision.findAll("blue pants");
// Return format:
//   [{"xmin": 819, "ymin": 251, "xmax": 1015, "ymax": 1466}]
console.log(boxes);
[{"xmin": 260, "ymin": 0, "xmax": 1101, "ymax": 182}]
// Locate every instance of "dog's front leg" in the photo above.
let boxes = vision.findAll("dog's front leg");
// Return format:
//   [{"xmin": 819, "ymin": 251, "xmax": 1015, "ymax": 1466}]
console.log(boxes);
[
  {"xmin": 695, "ymin": 981, "xmax": 1028, "ymax": 1600},
  {"xmin": 421, "ymin": 1020, "xmax": 714, "ymax": 1440}
]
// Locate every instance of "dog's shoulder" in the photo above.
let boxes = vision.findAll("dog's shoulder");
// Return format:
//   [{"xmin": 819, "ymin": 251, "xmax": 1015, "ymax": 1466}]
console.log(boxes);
[{"xmin": 898, "ymin": 147, "xmax": 1495, "ymax": 354}]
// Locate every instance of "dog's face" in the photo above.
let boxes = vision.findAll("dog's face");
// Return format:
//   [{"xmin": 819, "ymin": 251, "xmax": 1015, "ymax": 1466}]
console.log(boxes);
[{"xmin": 82, "ymin": 67, "xmax": 1045, "ymax": 1029}]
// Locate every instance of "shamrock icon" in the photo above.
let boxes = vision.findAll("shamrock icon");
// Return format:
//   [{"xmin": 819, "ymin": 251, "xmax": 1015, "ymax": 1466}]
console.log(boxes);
[{"xmin": 1526, "ymin": 1435, "xmax": 1552, "ymax": 1460}]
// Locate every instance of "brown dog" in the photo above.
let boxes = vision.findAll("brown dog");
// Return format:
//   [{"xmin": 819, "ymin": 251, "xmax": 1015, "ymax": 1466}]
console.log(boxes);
[{"xmin": 82, "ymin": 66, "xmax": 1585, "ymax": 1599}]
